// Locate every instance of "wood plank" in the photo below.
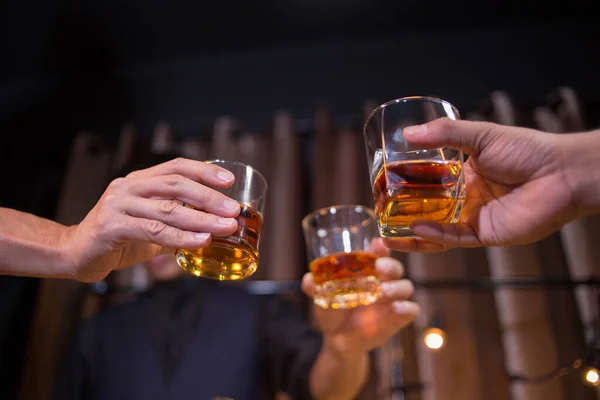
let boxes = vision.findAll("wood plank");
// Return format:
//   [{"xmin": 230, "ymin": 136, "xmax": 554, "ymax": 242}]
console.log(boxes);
[{"xmin": 19, "ymin": 133, "xmax": 113, "ymax": 400}]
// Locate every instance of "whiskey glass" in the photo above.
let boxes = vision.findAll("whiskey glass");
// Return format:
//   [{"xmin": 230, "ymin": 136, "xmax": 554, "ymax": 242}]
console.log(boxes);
[
  {"xmin": 302, "ymin": 205, "xmax": 381, "ymax": 309},
  {"xmin": 363, "ymin": 96, "xmax": 465, "ymax": 238},
  {"xmin": 175, "ymin": 160, "xmax": 267, "ymax": 280}
]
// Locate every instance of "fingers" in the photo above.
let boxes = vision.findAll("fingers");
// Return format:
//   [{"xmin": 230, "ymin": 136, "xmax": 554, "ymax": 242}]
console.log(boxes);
[
  {"xmin": 389, "ymin": 300, "xmax": 420, "ymax": 324},
  {"xmin": 409, "ymin": 220, "xmax": 482, "ymax": 248},
  {"xmin": 301, "ymin": 273, "xmax": 316, "ymax": 298},
  {"xmin": 108, "ymin": 215, "xmax": 213, "ymax": 250},
  {"xmin": 382, "ymin": 236, "xmax": 454, "ymax": 253},
  {"xmin": 119, "ymin": 197, "xmax": 239, "ymax": 237},
  {"xmin": 368, "ymin": 238, "xmax": 391, "ymax": 257},
  {"xmin": 375, "ymin": 257, "xmax": 404, "ymax": 281},
  {"xmin": 117, "ymin": 174, "xmax": 241, "ymax": 218},
  {"xmin": 126, "ymin": 157, "xmax": 235, "ymax": 189},
  {"xmin": 403, "ymin": 118, "xmax": 505, "ymax": 156},
  {"xmin": 381, "ymin": 279, "xmax": 414, "ymax": 301}
]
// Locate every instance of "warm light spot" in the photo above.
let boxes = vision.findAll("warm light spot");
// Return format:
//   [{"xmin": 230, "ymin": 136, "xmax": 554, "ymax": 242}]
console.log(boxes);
[
  {"xmin": 423, "ymin": 327, "xmax": 446, "ymax": 351},
  {"xmin": 583, "ymin": 368, "xmax": 600, "ymax": 387}
]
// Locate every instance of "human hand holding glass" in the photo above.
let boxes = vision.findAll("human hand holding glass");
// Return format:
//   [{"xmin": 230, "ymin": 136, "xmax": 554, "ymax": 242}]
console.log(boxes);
[
  {"xmin": 301, "ymin": 237, "xmax": 419, "ymax": 354},
  {"xmin": 175, "ymin": 160, "xmax": 267, "ymax": 280},
  {"xmin": 302, "ymin": 205, "xmax": 385, "ymax": 309},
  {"xmin": 363, "ymin": 96, "xmax": 465, "ymax": 239},
  {"xmin": 381, "ymin": 117, "xmax": 600, "ymax": 252}
]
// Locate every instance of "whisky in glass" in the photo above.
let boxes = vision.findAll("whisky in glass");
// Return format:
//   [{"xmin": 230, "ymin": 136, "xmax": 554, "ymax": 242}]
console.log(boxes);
[
  {"xmin": 175, "ymin": 160, "xmax": 267, "ymax": 280},
  {"xmin": 302, "ymin": 205, "xmax": 381, "ymax": 309},
  {"xmin": 364, "ymin": 96, "xmax": 465, "ymax": 237}
]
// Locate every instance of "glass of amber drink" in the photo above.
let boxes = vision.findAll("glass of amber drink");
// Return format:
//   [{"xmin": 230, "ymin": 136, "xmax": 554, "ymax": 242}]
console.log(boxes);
[
  {"xmin": 302, "ymin": 205, "xmax": 381, "ymax": 309},
  {"xmin": 175, "ymin": 160, "xmax": 267, "ymax": 280},
  {"xmin": 363, "ymin": 96, "xmax": 465, "ymax": 238}
]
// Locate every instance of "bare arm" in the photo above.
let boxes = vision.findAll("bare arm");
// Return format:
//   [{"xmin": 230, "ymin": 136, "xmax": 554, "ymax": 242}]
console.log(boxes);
[
  {"xmin": 0, "ymin": 158, "xmax": 242, "ymax": 282},
  {"xmin": 309, "ymin": 342, "xmax": 369, "ymax": 400},
  {"xmin": 304, "ymin": 247, "xmax": 419, "ymax": 399},
  {"xmin": 0, "ymin": 207, "xmax": 74, "ymax": 279}
]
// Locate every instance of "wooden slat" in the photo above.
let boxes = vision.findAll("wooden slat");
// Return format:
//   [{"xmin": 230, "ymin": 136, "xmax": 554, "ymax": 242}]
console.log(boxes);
[
  {"xmin": 487, "ymin": 245, "xmax": 564, "ymax": 399},
  {"xmin": 360, "ymin": 100, "xmax": 379, "ymax": 208},
  {"xmin": 408, "ymin": 250, "xmax": 485, "ymax": 400},
  {"xmin": 151, "ymin": 120, "xmax": 175, "ymax": 154},
  {"xmin": 179, "ymin": 138, "xmax": 208, "ymax": 160},
  {"xmin": 534, "ymin": 87, "xmax": 600, "ymax": 400},
  {"xmin": 266, "ymin": 111, "xmax": 301, "ymax": 281},
  {"xmin": 331, "ymin": 127, "xmax": 361, "ymax": 205},
  {"xmin": 112, "ymin": 124, "xmax": 137, "ymax": 173},
  {"xmin": 210, "ymin": 116, "xmax": 239, "ymax": 160},
  {"xmin": 484, "ymin": 91, "xmax": 563, "ymax": 400},
  {"xmin": 465, "ymin": 248, "xmax": 511, "ymax": 400},
  {"xmin": 311, "ymin": 107, "xmax": 334, "ymax": 210},
  {"xmin": 463, "ymin": 110, "xmax": 511, "ymax": 400},
  {"xmin": 19, "ymin": 133, "xmax": 113, "ymax": 400}
]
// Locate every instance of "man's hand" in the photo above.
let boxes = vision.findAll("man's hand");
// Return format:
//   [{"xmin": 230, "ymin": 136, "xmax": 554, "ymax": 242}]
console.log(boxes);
[
  {"xmin": 302, "ymin": 239, "xmax": 420, "ymax": 357},
  {"xmin": 64, "ymin": 158, "xmax": 241, "ymax": 282},
  {"xmin": 384, "ymin": 118, "xmax": 600, "ymax": 252}
]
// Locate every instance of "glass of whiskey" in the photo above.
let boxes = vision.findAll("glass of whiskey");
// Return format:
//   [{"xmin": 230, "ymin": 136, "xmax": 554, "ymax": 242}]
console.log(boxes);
[
  {"xmin": 302, "ymin": 205, "xmax": 381, "ymax": 309},
  {"xmin": 363, "ymin": 96, "xmax": 465, "ymax": 238},
  {"xmin": 175, "ymin": 160, "xmax": 267, "ymax": 280}
]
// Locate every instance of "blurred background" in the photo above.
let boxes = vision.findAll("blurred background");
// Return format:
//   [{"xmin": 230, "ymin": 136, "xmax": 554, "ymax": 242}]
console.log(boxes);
[{"xmin": 1, "ymin": 0, "xmax": 600, "ymax": 399}]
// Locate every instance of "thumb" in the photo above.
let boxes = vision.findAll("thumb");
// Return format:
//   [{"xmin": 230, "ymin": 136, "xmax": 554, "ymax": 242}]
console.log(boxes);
[{"xmin": 403, "ymin": 117, "xmax": 505, "ymax": 156}]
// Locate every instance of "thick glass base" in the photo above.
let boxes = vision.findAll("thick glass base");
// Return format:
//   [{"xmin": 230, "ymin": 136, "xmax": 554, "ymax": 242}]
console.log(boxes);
[
  {"xmin": 313, "ymin": 276, "xmax": 382, "ymax": 309},
  {"xmin": 378, "ymin": 199, "xmax": 464, "ymax": 239},
  {"xmin": 175, "ymin": 238, "xmax": 258, "ymax": 281}
]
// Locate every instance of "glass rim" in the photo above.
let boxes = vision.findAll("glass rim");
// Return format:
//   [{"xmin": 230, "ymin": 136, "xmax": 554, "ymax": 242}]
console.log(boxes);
[
  {"xmin": 363, "ymin": 95, "xmax": 461, "ymax": 134},
  {"xmin": 301, "ymin": 204, "xmax": 376, "ymax": 231},
  {"xmin": 206, "ymin": 159, "xmax": 268, "ymax": 190}
]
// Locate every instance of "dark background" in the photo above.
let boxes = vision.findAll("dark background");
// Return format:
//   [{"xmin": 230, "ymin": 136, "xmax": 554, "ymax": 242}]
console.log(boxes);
[{"xmin": 1, "ymin": 1, "xmax": 599, "ymax": 398}]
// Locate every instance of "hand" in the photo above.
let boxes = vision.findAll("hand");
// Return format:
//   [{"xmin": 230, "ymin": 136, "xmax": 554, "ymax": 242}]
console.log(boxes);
[
  {"xmin": 384, "ymin": 118, "xmax": 583, "ymax": 252},
  {"xmin": 64, "ymin": 158, "xmax": 241, "ymax": 282},
  {"xmin": 302, "ymin": 239, "xmax": 420, "ymax": 356}
]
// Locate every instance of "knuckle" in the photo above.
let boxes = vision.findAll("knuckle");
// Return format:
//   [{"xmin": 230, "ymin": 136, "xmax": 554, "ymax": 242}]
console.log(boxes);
[
  {"xmin": 107, "ymin": 177, "xmax": 128, "ymax": 192},
  {"xmin": 164, "ymin": 174, "xmax": 183, "ymax": 188},
  {"xmin": 174, "ymin": 229, "xmax": 185, "ymax": 241},
  {"xmin": 157, "ymin": 199, "xmax": 180, "ymax": 216},
  {"xmin": 101, "ymin": 193, "xmax": 121, "ymax": 210},
  {"xmin": 125, "ymin": 169, "xmax": 142, "ymax": 179},
  {"xmin": 192, "ymin": 211, "xmax": 208, "ymax": 224},
  {"xmin": 170, "ymin": 157, "xmax": 185, "ymax": 167},
  {"xmin": 201, "ymin": 187, "xmax": 218, "ymax": 204},
  {"xmin": 437, "ymin": 117, "xmax": 452, "ymax": 130},
  {"xmin": 145, "ymin": 220, "xmax": 167, "ymax": 237}
]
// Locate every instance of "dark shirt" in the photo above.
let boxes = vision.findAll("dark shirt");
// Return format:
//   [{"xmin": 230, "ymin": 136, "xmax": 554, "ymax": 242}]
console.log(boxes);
[{"xmin": 54, "ymin": 277, "xmax": 322, "ymax": 400}]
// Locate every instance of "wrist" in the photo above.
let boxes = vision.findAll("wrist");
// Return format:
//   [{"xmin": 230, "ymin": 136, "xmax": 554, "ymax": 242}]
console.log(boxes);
[
  {"xmin": 560, "ymin": 131, "xmax": 600, "ymax": 217},
  {"xmin": 321, "ymin": 336, "xmax": 368, "ymax": 363},
  {"xmin": 55, "ymin": 225, "xmax": 80, "ymax": 280}
]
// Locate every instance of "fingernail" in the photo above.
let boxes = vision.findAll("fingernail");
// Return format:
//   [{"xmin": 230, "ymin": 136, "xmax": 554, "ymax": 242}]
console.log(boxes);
[
  {"xmin": 217, "ymin": 170, "xmax": 234, "ymax": 183},
  {"xmin": 195, "ymin": 232, "xmax": 210, "ymax": 241},
  {"xmin": 393, "ymin": 301, "xmax": 409, "ymax": 313},
  {"xmin": 376, "ymin": 257, "xmax": 394, "ymax": 272},
  {"xmin": 404, "ymin": 124, "xmax": 428, "ymax": 137},
  {"xmin": 218, "ymin": 218, "xmax": 235, "ymax": 226},
  {"xmin": 223, "ymin": 199, "xmax": 240, "ymax": 211}
]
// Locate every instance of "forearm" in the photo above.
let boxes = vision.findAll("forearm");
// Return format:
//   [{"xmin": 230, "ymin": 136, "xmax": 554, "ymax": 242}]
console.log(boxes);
[
  {"xmin": 309, "ymin": 339, "xmax": 369, "ymax": 400},
  {"xmin": 0, "ymin": 207, "xmax": 74, "ymax": 279},
  {"xmin": 560, "ymin": 129, "xmax": 600, "ymax": 217}
]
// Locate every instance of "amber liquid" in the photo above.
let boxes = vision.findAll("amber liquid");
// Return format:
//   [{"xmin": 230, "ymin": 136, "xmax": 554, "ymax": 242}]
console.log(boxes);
[
  {"xmin": 309, "ymin": 251, "xmax": 381, "ymax": 309},
  {"xmin": 176, "ymin": 204, "xmax": 262, "ymax": 280},
  {"xmin": 373, "ymin": 160, "xmax": 463, "ymax": 237}
]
